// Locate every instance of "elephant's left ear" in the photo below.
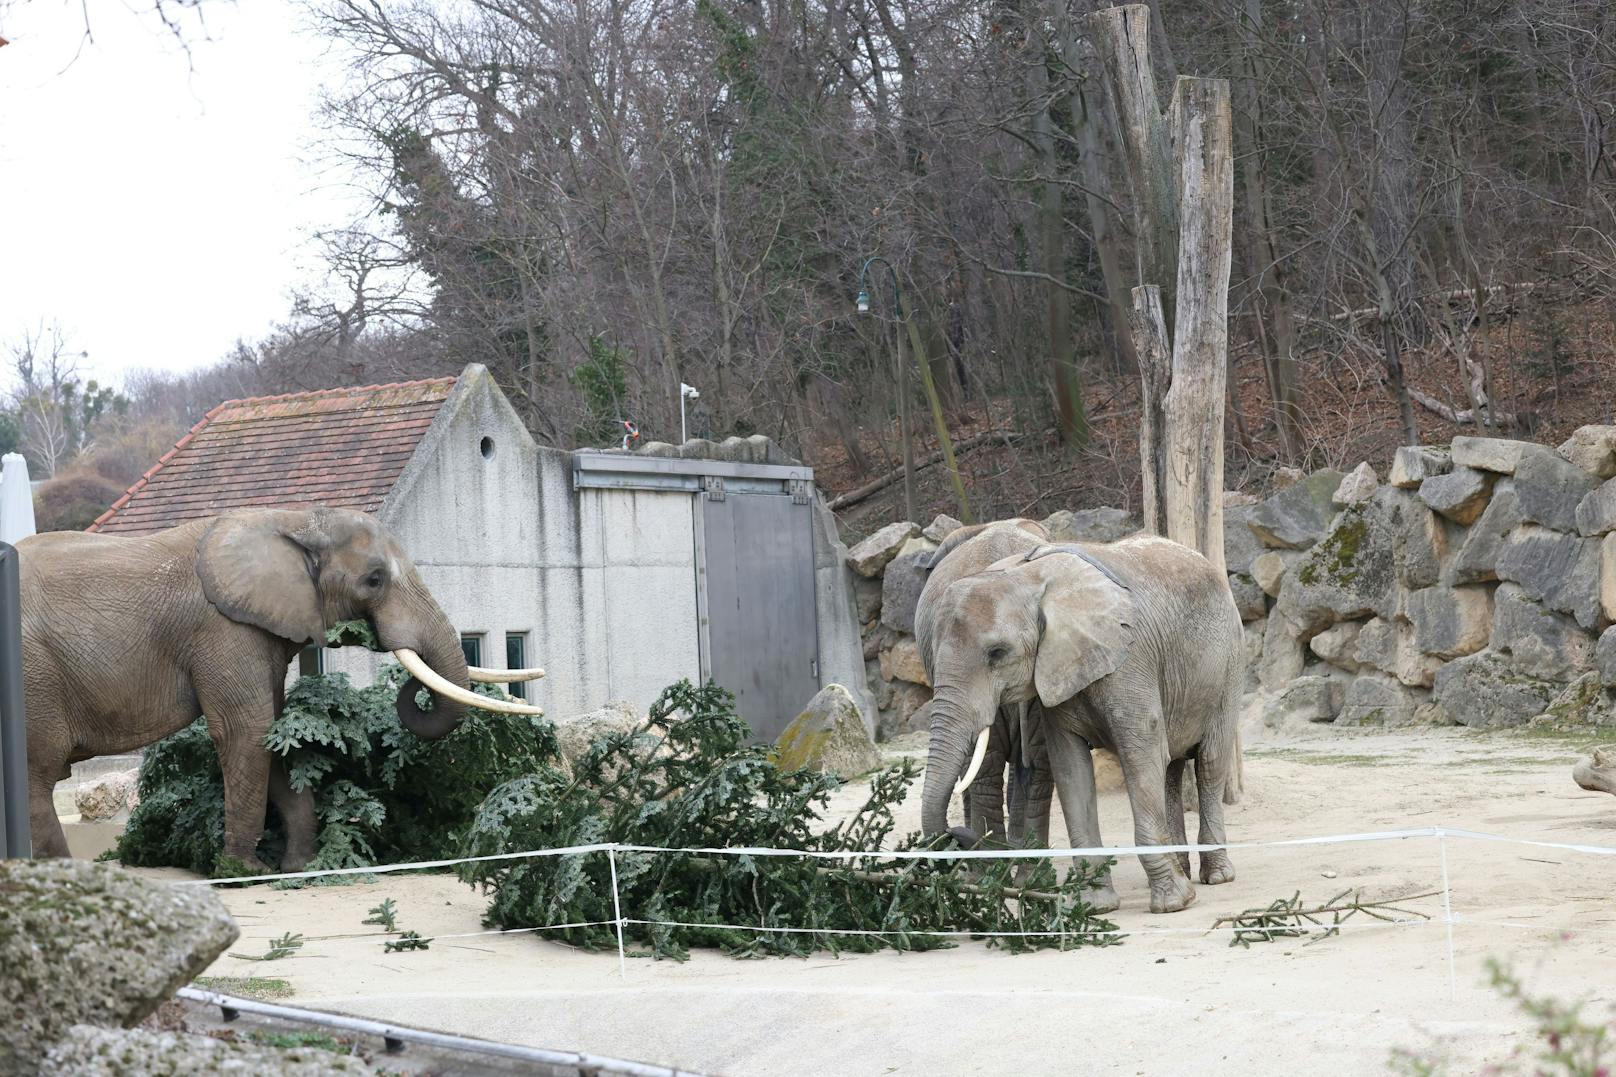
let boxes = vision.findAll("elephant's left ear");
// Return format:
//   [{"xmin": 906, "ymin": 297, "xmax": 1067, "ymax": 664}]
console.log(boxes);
[
  {"xmin": 1024, "ymin": 552, "xmax": 1135, "ymax": 707},
  {"xmin": 196, "ymin": 511, "xmax": 326, "ymax": 644}
]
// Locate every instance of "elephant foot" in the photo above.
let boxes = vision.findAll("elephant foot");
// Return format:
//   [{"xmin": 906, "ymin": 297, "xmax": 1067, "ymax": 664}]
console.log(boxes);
[
  {"xmin": 1079, "ymin": 882, "xmax": 1120, "ymax": 914},
  {"xmin": 1199, "ymin": 850, "xmax": 1235, "ymax": 886},
  {"xmin": 219, "ymin": 851, "xmax": 273, "ymax": 877},
  {"xmin": 281, "ymin": 848, "xmax": 314, "ymax": 874},
  {"xmin": 1148, "ymin": 873, "xmax": 1196, "ymax": 914}
]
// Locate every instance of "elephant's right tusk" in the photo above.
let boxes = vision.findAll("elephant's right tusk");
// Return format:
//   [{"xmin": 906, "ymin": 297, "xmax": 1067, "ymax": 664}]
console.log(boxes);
[
  {"xmin": 393, "ymin": 649, "xmax": 545, "ymax": 716},
  {"xmin": 467, "ymin": 664, "xmax": 547, "ymax": 683},
  {"xmin": 955, "ymin": 727, "xmax": 992, "ymax": 795}
]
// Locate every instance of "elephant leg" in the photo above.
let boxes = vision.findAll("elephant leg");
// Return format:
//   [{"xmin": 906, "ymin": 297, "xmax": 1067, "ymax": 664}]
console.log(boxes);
[
  {"xmin": 28, "ymin": 760, "xmax": 71, "ymax": 858},
  {"xmin": 1044, "ymin": 720, "xmax": 1117, "ymax": 913},
  {"xmin": 1114, "ymin": 730, "xmax": 1195, "ymax": 913},
  {"xmin": 1164, "ymin": 758, "xmax": 1190, "ymax": 878},
  {"xmin": 269, "ymin": 759, "xmax": 317, "ymax": 872},
  {"xmin": 1024, "ymin": 710, "xmax": 1053, "ymax": 850},
  {"xmin": 966, "ymin": 718, "xmax": 1011, "ymax": 843},
  {"xmin": 198, "ymin": 687, "xmax": 275, "ymax": 874},
  {"xmin": 1193, "ymin": 744, "xmax": 1236, "ymax": 886}
]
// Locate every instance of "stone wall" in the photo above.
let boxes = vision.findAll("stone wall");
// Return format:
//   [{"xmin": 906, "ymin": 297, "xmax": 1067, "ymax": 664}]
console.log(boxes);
[{"xmin": 848, "ymin": 429, "xmax": 1616, "ymax": 738}]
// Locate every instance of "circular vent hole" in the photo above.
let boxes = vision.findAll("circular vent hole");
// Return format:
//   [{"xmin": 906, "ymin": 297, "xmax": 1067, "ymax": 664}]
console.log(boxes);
[{"xmin": 480, "ymin": 436, "xmax": 495, "ymax": 459}]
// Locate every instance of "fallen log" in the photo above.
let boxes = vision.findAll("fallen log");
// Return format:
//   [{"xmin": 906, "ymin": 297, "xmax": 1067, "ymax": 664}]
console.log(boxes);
[
  {"xmin": 1409, "ymin": 388, "xmax": 1517, "ymax": 429},
  {"xmin": 827, "ymin": 431, "xmax": 1030, "ymax": 512}
]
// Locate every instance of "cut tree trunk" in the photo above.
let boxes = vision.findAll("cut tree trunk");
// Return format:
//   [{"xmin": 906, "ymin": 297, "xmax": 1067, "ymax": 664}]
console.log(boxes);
[{"xmin": 1131, "ymin": 286, "xmax": 1171, "ymax": 536}]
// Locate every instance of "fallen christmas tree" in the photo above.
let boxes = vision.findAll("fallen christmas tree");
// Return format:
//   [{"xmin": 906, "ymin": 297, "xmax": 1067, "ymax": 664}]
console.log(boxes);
[{"xmin": 457, "ymin": 679, "xmax": 1121, "ymax": 959}]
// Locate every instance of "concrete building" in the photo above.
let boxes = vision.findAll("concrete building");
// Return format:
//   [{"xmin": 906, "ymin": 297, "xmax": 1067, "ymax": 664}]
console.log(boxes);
[{"xmin": 89, "ymin": 364, "xmax": 874, "ymax": 738}]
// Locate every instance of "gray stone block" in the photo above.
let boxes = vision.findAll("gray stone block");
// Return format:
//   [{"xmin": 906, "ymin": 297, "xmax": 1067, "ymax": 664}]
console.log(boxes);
[
  {"xmin": 1224, "ymin": 503, "xmax": 1265, "ymax": 575},
  {"xmin": 1248, "ymin": 470, "xmax": 1346, "ymax": 549},
  {"xmin": 847, "ymin": 521, "xmax": 920, "ymax": 577},
  {"xmin": 1451, "ymin": 436, "xmax": 1535, "ymax": 474},
  {"xmin": 1041, "ymin": 507, "xmax": 1138, "ymax": 544},
  {"xmin": 1406, "ymin": 585, "xmax": 1493, "ymax": 659},
  {"xmin": 1515, "ymin": 445, "xmax": 1599, "ymax": 533},
  {"xmin": 922, "ymin": 513, "xmax": 964, "ymax": 543},
  {"xmin": 1389, "ymin": 446, "xmax": 1451, "ymax": 488},
  {"xmin": 879, "ymin": 539, "xmax": 936, "ymax": 633},
  {"xmin": 1450, "ymin": 479, "xmax": 1522, "ymax": 584},
  {"xmin": 1576, "ymin": 477, "xmax": 1616, "ymax": 537},
  {"xmin": 1333, "ymin": 462, "xmax": 1380, "ymax": 505},
  {"xmin": 1491, "ymin": 583, "xmax": 1596, "ymax": 681},
  {"xmin": 1430, "ymin": 649, "xmax": 1560, "ymax": 728},
  {"xmin": 1263, "ymin": 675, "xmax": 1343, "ymax": 727},
  {"xmin": 1496, "ymin": 524, "xmax": 1604, "ymax": 631},
  {"xmin": 41, "ymin": 1027, "xmax": 376, "ymax": 1076},
  {"xmin": 1274, "ymin": 501, "xmax": 1396, "ymax": 638},
  {"xmin": 1559, "ymin": 425, "xmax": 1616, "ymax": 479},
  {"xmin": 1336, "ymin": 672, "xmax": 1428, "ymax": 727},
  {"xmin": 1418, "ymin": 466, "xmax": 1494, "ymax": 525},
  {"xmin": 1251, "ymin": 550, "xmax": 1298, "ymax": 597},
  {"xmin": 1229, "ymin": 573, "xmax": 1268, "ymax": 622},
  {"xmin": 1309, "ymin": 621, "xmax": 1363, "ymax": 671},
  {"xmin": 1258, "ymin": 605, "xmax": 1307, "ymax": 689}
]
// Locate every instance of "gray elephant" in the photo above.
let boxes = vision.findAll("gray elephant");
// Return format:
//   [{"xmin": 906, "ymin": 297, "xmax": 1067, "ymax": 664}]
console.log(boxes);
[
  {"xmin": 18, "ymin": 506, "xmax": 542, "ymax": 872},
  {"xmin": 919, "ymin": 533, "xmax": 1243, "ymax": 913},
  {"xmin": 914, "ymin": 518, "xmax": 1054, "ymax": 849}
]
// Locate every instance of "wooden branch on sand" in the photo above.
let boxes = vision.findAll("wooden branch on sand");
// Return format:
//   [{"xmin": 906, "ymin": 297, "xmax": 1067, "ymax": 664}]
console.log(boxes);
[{"xmin": 826, "ymin": 431, "xmax": 1030, "ymax": 512}]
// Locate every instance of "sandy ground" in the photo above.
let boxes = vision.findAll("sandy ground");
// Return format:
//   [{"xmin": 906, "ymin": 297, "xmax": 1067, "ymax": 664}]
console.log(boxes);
[{"xmin": 115, "ymin": 723, "xmax": 1614, "ymax": 1077}]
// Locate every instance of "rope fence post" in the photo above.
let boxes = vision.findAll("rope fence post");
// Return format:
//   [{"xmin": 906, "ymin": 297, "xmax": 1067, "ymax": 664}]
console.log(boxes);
[
  {"xmin": 1437, "ymin": 827, "xmax": 1457, "ymax": 1002},
  {"xmin": 608, "ymin": 845, "xmax": 627, "ymax": 981}
]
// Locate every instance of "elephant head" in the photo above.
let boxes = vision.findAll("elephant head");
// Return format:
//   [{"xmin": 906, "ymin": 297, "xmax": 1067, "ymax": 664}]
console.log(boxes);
[
  {"xmin": 196, "ymin": 506, "xmax": 540, "ymax": 739},
  {"xmin": 919, "ymin": 547, "xmax": 1134, "ymax": 837}
]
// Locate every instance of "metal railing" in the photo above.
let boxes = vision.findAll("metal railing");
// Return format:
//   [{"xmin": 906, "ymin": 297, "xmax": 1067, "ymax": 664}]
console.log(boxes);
[{"xmin": 1, "ymin": 541, "xmax": 30, "ymax": 859}]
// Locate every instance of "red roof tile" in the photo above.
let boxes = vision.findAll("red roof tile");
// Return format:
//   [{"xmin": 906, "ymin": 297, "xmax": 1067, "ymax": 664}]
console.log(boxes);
[{"xmin": 89, "ymin": 377, "xmax": 457, "ymax": 535}]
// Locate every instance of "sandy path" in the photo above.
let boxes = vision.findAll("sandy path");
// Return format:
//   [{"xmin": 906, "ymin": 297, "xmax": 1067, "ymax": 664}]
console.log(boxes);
[{"xmin": 156, "ymin": 725, "xmax": 1613, "ymax": 1076}]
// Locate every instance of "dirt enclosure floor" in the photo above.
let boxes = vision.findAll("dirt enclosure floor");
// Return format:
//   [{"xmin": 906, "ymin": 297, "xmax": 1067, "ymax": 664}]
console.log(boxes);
[{"xmin": 124, "ymin": 723, "xmax": 1615, "ymax": 1076}]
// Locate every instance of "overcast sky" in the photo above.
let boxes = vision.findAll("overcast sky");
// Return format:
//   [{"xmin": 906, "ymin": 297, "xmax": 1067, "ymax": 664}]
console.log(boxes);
[{"xmin": 0, "ymin": 2, "xmax": 363, "ymax": 389}]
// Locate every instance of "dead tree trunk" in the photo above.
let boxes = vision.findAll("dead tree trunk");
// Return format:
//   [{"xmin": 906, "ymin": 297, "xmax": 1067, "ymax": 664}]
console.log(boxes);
[{"xmin": 1131, "ymin": 286, "xmax": 1171, "ymax": 535}]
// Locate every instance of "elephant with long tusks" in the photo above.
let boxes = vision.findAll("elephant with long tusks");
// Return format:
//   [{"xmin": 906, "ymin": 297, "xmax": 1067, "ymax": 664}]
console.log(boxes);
[{"xmin": 17, "ymin": 506, "xmax": 543, "ymax": 872}]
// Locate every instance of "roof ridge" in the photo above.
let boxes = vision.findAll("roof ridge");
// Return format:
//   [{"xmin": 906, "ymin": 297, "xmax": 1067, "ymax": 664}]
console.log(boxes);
[{"xmin": 215, "ymin": 375, "xmax": 457, "ymax": 409}]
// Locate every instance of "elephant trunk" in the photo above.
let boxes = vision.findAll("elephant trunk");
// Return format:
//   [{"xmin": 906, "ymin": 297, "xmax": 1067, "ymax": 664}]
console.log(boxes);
[
  {"xmin": 375, "ymin": 580, "xmax": 470, "ymax": 740},
  {"xmin": 921, "ymin": 691, "xmax": 988, "ymax": 847}
]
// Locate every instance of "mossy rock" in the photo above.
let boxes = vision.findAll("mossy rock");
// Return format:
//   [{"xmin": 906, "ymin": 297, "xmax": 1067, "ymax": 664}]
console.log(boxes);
[{"xmin": 772, "ymin": 684, "xmax": 881, "ymax": 780}]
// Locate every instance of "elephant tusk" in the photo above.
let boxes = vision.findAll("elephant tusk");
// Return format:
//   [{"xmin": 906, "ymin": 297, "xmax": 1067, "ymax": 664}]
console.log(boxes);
[
  {"xmin": 392, "ymin": 649, "xmax": 545, "ymax": 716},
  {"xmin": 467, "ymin": 664, "xmax": 547, "ymax": 683},
  {"xmin": 954, "ymin": 727, "xmax": 992, "ymax": 795}
]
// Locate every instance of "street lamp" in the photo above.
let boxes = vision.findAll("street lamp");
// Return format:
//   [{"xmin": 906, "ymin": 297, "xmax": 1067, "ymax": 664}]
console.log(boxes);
[
  {"xmin": 853, "ymin": 256, "xmax": 972, "ymax": 525},
  {"xmin": 679, "ymin": 382, "xmax": 700, "ymax": 444}
]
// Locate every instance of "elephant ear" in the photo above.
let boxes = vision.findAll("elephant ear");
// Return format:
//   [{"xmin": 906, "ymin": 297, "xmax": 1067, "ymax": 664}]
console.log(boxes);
[
  {"xmin": 196, "ymin": 511, "xmax": 326, "ymax": 644},
  {"xmin": 1023, "ymin": 549, "xmax": 1135, "ymax": 707}
]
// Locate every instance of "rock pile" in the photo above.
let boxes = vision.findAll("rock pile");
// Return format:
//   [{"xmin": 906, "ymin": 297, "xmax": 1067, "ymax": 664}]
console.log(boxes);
[{"xmin": 845, "ymin": 429, "xmax": 1616, "ymax": 738}]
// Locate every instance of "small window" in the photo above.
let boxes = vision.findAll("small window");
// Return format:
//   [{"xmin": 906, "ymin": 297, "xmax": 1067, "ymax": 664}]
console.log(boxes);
[
  {"xmin": 505, "ymin": 632, "xmax": 529, "ymax": 700},
  {"xmin": 298, "ymin": 645, "xmax": 324, "ymax": 678},
  {"xmin": 460, "ymin": 634, "xmax": 483, "ymax": 667},
  {"xmin": 480, "ymin": 436, "xmax": 495, "ymax": 459}
]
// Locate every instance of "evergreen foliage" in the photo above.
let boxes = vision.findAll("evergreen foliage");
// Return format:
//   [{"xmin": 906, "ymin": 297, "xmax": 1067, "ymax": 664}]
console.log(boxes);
[{"xmin": 460, "ymin": 679, "xmax": 1120, "ymax": 960}]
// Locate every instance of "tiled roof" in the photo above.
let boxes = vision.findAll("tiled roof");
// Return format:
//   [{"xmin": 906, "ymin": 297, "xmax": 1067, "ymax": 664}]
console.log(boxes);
[{"xmin": 89, "ymin": 376, "xmax": 457, "ymax": 535}]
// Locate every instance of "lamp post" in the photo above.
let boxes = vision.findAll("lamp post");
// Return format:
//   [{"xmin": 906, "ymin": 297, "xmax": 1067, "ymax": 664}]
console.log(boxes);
[
  {"xmin": 679, "ymin": 383, "xmax": 700, "ymax": 445},
  {"xmin": 855, "ymin": 258, "xmax": 972, "ymax": 525}
]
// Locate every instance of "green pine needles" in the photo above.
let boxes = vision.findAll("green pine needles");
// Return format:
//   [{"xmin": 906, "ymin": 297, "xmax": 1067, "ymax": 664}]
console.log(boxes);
[
  {"xmin": 459, "ymin": 680, "xmax": 1120, "ymax": 960},
  {"xmin": 113, "ymin": 662, "xmax": 554, "ymax": 879}
]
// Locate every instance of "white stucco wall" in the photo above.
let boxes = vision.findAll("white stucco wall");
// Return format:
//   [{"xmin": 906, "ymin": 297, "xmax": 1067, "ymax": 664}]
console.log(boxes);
[{"xmin": 308, "ymin": 364, "xmax": 871, "ymax": 733}]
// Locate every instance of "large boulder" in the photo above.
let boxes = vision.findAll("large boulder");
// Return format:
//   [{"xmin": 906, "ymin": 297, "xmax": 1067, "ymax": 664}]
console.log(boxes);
[
  {"xmin": 552, "ymin": 701, "xmax": 644, "ymax": 769},
  {"xmin": 922, "ymin": 513, "xmax": 964, "ymax": 543},
  {"xmin": 879, "ymin": 636, "xmax": 929, "ymax": 686},
  {"xmin": 1336, "ymin": 673, "xmax": 1428, "ymax": 727},
  {"xmin": 1223, "ymin": 503, "xmax": 1265, "ymax": 574},
  {"xmin": 1041, "ymin": 507, "xmax": 1138, "ymax": 544},
  {"xmin": 879, "ymin": 536, "xmax": 937, "ymax": 633},
  {"xmin": 1309, "ymin": 621, "xmax": 1364, "ymax": 672},
  {"xmin": 1430, "ymin": 650, "xmax": 1560, "ymax": 728},
  {"xmin": 876, "ymin": 680, "xmax": 931, "ymax": 740},
  {"xmin": 846, "ymin": 522, "xmax": 920, "ymax": 577},
  {"xmin": 1495, "ymin": 524, "xmax": 1604, "ymax": 631},
  {"xmin": 1248, "ymin": 470, "xmax": 1345, "ymax": 550},
  {"xmin": 775, "ymin": 683, "xmax": 882, "ymax": 779},
  {"xmin": 1275, "ymin": 499, "xmax": 1396, "ymax": 638},
  {"xmin": 0, "ymin": 861, "xmax": 239, "ymax": 1075},
  {"xmin": 1451, "ymin": 436, "xmax": 1535, "ymax": 474},
  {"xmin": 1573, "ymin": 745, "xmax": 1616, "ymax": 795},
  {"xmin": 1418, "ymin": 467, "xmax": 1494, "ymax": 525},
  {"xmin": 1257, "ymin": 607, "xmax": 1307, "ymax": 689},
  {"xmin": 1489, "ymin": 583, "xmax": 1595, "ymax": 681},
  {"xmin": 73, "ymin": 769, "xmax": 139, "ymax": 822},
  {"xmin": 1406, "ymin": 586, "xmax": 1493, "ymax": 660},
  {"xmin": 1333, "ymin": 462, "xmax": 1380, "ymax": 506},
  {"xmin": 853, "ymin": 573, "xmax": 883, "ymax": 625},
  {"xmin": 1353, "ymin": 615, "xmax": 1442, "ymax": 688},
  {"xmin": 40, "ymin": 1026, "xmax": 375, "ymax": 1075},
  {"xmin": 1514, "ymin": 445, "xmax": 1599, "ymax": 533},
  {"xmin": 1598, "ymin": 625, "xmax": 1616, "ymax": 687},
  {"xmin": 1559, "ymin": 426, "xmax": 1616, "ymax": 480},
  {"xmin": 1262, "ymin": 675, "xmax": 1344, "ymax": 727},
  {"xmin": 1389, "ymin": 446, "xmax": 1450, "ymax": 488},
  {"xmin": 1229, "ymin": 573, "xmax": 1268, "ymax": 622},
  {"xmin": 1530, "ymin": 673, "xmax": 1616, "ymax": 729},
  {"xmin": 1603, "ymin": 533, "xmax": 1616, "ymax": 624},
  {"xmin": 1449, "ymin": 479, "xmax": 1522, "ymax": 584},
  {"xmin": 1575, "ymin": 477, "xmax": 1616, "ymax": 537},
  {"xmin": 1251, "ymin": 550, "xmax": 1298, "ymax": 598}
]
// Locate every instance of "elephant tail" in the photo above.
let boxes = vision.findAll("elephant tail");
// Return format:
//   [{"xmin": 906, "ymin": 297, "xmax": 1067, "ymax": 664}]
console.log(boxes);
[{"xmin": 1223, "ymin": 728, "xmax": 1244, "ymax": 805}]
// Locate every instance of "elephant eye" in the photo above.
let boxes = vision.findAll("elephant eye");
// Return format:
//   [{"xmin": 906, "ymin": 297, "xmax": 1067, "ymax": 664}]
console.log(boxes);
[
  {"xmin": 986, "ymin": 645, "xmax": 1010, "ymax": 665},
  {"xmin": 365, "ymin": 571, "xmax": 385, "ymax": 589}
]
